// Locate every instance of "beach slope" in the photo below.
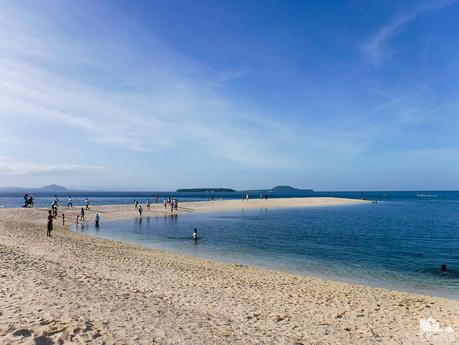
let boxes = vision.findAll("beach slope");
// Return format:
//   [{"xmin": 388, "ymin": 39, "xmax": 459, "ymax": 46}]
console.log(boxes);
[{"xmin": 1, "ymin": 198, "xmax": 458, "ymax": 344}]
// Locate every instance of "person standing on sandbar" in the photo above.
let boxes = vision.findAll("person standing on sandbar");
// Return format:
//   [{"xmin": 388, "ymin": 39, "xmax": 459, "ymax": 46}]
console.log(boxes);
[
  {"xmin": 138, "ymin": 205, "xmax": 143, "ymax": 218},
  {"xmin": 47, "ymin": 210, "xmax": 55, "ymax": 237},
  {"xmin": 95, "ymin": 213, "xmax": 100, "ymax": 227}
]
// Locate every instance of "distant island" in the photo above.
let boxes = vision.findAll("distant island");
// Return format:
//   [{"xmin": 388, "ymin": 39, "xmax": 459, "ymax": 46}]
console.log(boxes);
[
  {"xmin": 38, "ymin": 184, "xmax": 69, "ymax": 192},
  {"xmin": 270, "ymin": 185, "xmax": 312, "ymax": 192},
  {"xmin": 242, "ymin": 185, "xmax": 314, "ymax": 193},
  {"xmin": 176, "ymin": 188, "xmax": 236, "ymax": 193},
  {"xmin": 176, "ymin": 186, "xmax": 313, "ymax": 193}
]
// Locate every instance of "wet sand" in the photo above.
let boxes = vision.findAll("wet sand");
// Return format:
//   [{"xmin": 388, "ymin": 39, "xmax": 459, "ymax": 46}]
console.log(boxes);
[{"xmin": 1, "ymin": 197, "xmax": 458, "ymax": 344}]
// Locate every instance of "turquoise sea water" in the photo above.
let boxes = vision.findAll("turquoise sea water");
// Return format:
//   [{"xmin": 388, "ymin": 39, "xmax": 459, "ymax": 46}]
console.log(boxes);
[{"xmin": 65, "ymin": 191, "xmax": 459, "ymax": 299}]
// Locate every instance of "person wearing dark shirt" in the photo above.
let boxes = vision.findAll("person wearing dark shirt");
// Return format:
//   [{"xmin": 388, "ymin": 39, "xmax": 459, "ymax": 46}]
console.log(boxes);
[{"xmin": 47, "ymin": 210, "xmax": 55, "ymax": 237}]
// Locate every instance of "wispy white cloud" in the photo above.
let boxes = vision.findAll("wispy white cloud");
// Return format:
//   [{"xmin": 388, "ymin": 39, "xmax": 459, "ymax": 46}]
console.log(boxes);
[
  {"xmin": 0, "ymin": 1, "xmax": 292, "ymax": 169},
  {"xmin": 0, "ymin": 157, "xmax": 103, "ymax": 175},
  {"xmin": 362, "ymin": 0, "xmax": 455, "ymax": 65}
]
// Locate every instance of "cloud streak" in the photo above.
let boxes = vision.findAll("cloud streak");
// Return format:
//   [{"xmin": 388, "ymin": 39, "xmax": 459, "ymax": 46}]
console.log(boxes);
[
  {"xmin": 362, "ymin": 0, "xmax": 455, "ymax": 65},
  {"xmin": 0, "ymin": 1, "xmax": 293, "ymax": 169},
  {"xmin": 0, "ymin": 157, "xmax": 103, "ymax": 175}
]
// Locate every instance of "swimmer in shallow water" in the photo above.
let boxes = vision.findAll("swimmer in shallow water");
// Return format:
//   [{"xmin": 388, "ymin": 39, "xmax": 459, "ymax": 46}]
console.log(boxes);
[
  {"xmin": 192, "ymin": 228, "xmax": 198, "ymax": 240},
  {"xmin": 440, "ymin": 264, "xmax": 448, "ymax": 273}
]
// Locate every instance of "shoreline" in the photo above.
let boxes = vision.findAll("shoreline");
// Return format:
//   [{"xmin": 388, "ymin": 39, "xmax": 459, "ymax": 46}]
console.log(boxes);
[{"xmin": 1, "ymin": 197, "xmax": 459, "ymax": 344}]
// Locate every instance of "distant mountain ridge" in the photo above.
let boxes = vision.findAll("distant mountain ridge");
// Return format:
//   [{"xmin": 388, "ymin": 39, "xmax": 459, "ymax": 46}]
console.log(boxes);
[
  {"xmin": 0, "ymin": 184, "xmax": 69, "ymax": 193},
  {"xmin": 0, "ymin": 184, "xmax": 312, "ymax": 194}
]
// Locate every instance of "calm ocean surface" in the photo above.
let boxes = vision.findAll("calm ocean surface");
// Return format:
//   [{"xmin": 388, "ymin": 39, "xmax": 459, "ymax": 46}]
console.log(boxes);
[{"xmin": 3, "ymin": 191, "xmax": 459, "ymax": 298}]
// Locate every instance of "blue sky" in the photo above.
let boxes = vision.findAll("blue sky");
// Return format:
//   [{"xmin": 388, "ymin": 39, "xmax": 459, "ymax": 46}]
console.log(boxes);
[{"xmin": 0, "ymin": 0, "xmax": 458, "ymax": 190}]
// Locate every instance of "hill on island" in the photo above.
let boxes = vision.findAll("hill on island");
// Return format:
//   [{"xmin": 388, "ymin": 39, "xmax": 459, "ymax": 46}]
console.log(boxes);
[
  {"xmin": 242, "ymin": 186, "xmax": 314, "ymax": 193},
  {"xmin": 270, "ymin": 185, "xmax": 313, "ymax": 192},
  {"xmin": 39, "ymin": 184, "xmax": 69, "ymax": 192},
  {"xmin": 0, "ymin": 184, "xmax": 69, "ymax": 193}
]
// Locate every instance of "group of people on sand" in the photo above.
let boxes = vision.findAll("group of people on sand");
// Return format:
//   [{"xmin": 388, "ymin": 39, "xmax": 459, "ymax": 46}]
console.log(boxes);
[
  {"xmin": 64, "ymin": 196, "xmax": 89, "ymax": 209},
  {"xmin": 45, "ymin": 195, "xmax": 95, "ymax": 237},
  {"xmin": 45, "ymin": 195, "xmax": 202, "ymax": 241},
  {"xmin": 134, "ymin": 196, "xmax": 179, "ymax": 217},
  {"xmin": 163, "ymin": 198, "xmax": 178, "ymax": 212}
]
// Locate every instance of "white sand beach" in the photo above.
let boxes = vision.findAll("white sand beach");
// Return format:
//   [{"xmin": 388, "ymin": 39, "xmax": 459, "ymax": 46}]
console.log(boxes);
[{"xmin": 1, "ymin": 197, "xmax": 458, "ymax": 344}]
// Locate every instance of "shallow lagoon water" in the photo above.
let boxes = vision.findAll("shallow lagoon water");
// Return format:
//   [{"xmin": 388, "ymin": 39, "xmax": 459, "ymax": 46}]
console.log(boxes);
[{"xmin": 72, "ymin": 199, "xmax": 459, "ymax": 299}]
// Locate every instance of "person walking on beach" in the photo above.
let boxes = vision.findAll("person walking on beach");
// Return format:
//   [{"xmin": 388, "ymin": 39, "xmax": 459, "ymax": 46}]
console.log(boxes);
[
  {"xmin": 62, "ymin": 213, "xmax": 65, "ymax": 225},
  {"xmin": 138, "ymin": 205, "xmax": 143, "ymax": 218},
  {"xmin": 76, "ymin": 215, "xmax": 79, "ymax": 224},
  {"xmin": 47, "ymin": 210, "xmax": 55, "ymax": 237},
  {"xmin": 80, "ymin": 207, "xmax": 85, "ymax": 221},
  {"xmin": 68, "ymin": 196, "xmax": 73, "ymax": 207},
  {"xmin": 155, "ymin": 195, "xmax": 159, "ymax": 203},
  {"xmin": 85, "ymin": 198, "xmax": 90, "ymax": 210},
  {"xmin": 95, "ymin": 213, "xmax": 100, "ymax": 227},
  {"xmin": 146, "ymin": 200, "xmax": 150, "ymax": 210},
  {"xmin": 54, "ymin": 195, "xmax": 59, "ymax": 206},
  {"xmin": 192, "ymin": 228, "xmax": 198, "ymax": 240},
  {"xmin": 52, "ymin": 201, "xmax": 58, "ymax": 217}
]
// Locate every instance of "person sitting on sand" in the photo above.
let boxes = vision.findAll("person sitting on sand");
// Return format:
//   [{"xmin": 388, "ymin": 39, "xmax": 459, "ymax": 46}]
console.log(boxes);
[
  {"xmin": 192, "ymin": 228, "xmax": 198, "ymax": 240},
  {"xmin": 47, "ymin": 210, "xmax": 56, "ymax": 237},
  {"xmin": 80, "ymin": 207, "xmax": 85, "ymax": 221}
]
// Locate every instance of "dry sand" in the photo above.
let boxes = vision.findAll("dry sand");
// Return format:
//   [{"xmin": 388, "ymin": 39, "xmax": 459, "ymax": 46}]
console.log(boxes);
[{"xmin": 1, "ymin": 197, "xmax": 458, "ymax": 344}]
